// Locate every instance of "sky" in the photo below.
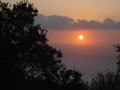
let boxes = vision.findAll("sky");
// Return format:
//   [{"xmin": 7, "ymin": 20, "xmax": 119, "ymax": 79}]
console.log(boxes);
[
  {"xmin": 3, "ymin": 0, "xmax": 120, "ymax": 81},
  {"xmin": 3, "ymin": 0, "xmax": 120, "ymax": 21},
  {"xmin": 34, "ymin": 0, "xmax": 120, "ymax": 21}
]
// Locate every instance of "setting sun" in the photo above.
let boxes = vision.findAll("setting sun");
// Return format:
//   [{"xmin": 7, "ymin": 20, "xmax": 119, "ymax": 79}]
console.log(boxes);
[{"xmin": 78, "ymin": 35, "xmax": 84, "ymax": 40}]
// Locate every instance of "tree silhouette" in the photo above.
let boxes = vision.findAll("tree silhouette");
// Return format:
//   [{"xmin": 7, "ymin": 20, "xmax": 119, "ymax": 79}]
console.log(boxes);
[
  {"xmin": 114, "ymin": 44, "xmax": 120, "ymax": 73},
  {"xmin": 0, "ymin": 1, "xmax": 87, "ymax": 90},
  {"xmin": 90, "ymin": 45, "xmax": 120, "ymax": 90},
  {"xmin": 90, "ymin": 71, "xmax": 120, "ymax": 90}
]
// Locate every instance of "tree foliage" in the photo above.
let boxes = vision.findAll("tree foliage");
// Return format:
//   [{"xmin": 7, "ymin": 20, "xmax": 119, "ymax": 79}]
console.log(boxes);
[
  {"xmin": 114, "ymin": 44, "xmax": 120, "ymax": 73},
  {"xmin": 0, "ymin": 1, "xmax": 87, "ymax": 90},
  {"xmin": 90, "ymin": 71, "xmax": 120, "ymax": 90},
  {"xmin": 90, "ymin": 45, "xmax": 120, "ymax": 90}
]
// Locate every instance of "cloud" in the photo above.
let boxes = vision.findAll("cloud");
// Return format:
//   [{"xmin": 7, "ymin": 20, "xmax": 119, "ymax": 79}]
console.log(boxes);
[{"xmin": 35, "ymin": 14, "xmax": 120, "ymax": 30}]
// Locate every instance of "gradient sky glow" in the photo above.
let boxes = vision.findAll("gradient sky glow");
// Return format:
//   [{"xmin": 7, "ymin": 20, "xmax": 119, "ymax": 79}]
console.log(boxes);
[
  {"xmin": 3, "ymin": 0, "xmax": 120, "ymax": 21},
  {"xmin": 47, "ymin": 29, "xmax": 120, "ymax": 80},
  {"xmin": 36, "ymin": 0, "xmax": 120, "ymax": 21}
]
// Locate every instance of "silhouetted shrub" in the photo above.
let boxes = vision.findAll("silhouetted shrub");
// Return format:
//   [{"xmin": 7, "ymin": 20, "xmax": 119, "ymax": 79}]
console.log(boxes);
[
  {"xmin": 114, "ymin": 44, "xmax": 120, "ymax": 73},
  {"xmin": 90, "ymin": 71, "xmax": 120, "ymax": 90},
  {"xmin": 90, "ymin": 44, "xmax": 120, "ymax": 90}
]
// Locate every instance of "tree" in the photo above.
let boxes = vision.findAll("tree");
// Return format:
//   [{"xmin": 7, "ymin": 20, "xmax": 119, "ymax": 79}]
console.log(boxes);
[
  {"xmin": 90, "ymin": 45, "xmax": 120, "ymax": 90},
  {"xmin": 114, "ymin": 44, "xmax": 120, "ymax": 73},
  {"xmin": 0, "ymin": 1, "xmax": 87, "ymax": 90},
  {"xmin": 90, "ymin": 71, "xmax": 120, "ymax": 90}
]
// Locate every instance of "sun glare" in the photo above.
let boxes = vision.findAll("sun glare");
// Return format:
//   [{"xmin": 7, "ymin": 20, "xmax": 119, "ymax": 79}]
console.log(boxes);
[{"xmin": 78, "ymin": 35, "xmax": 84, "ymax": 40}]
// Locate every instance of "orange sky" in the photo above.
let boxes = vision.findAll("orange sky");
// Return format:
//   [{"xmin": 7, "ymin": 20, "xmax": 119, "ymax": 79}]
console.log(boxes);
[
  {"xmin": 4, "ymin": 0, "xmax": 120, "ymax": 21},
  {"xmin": 48, "ymin": 29, "xmax": 120, "ymax": 46}
]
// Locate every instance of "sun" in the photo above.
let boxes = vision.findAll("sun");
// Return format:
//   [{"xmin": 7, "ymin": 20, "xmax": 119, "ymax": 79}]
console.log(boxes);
[{"xmin": 78, "ymin": 35, "xmax": 84, "ymax": 40}]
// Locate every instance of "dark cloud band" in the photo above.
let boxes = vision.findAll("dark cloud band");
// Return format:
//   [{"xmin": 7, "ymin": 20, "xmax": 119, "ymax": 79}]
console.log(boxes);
[{"xmin": 35, "ymin": 14, "xmax": 120, "ymax": 30}]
